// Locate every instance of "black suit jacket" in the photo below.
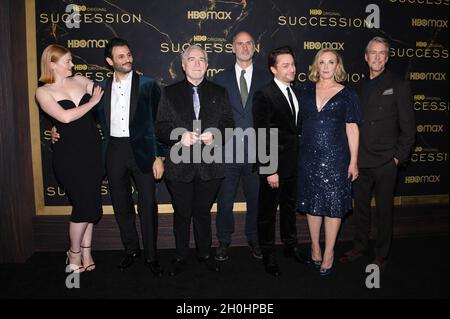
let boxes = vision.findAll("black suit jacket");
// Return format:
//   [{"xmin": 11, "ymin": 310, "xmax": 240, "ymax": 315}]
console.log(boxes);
[
  {"xmin": 155, "ymin": 79, "xmax": 234, "ymax": 182},
  {"xmin": 95, "ymin": 71, "xmax": 165, "ymax": 174},
  {"xmin": 253, "ymin": 80, "xmax": 301, "ymax": 178},
  {"xmin": 357, "ymin": 69, "xmax": 416, "ymax": 168}
]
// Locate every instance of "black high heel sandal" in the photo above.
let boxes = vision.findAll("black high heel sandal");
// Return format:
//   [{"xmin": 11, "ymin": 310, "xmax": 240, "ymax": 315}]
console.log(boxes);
[
  {"xmin": 80, "ymin": 245, "xmax": 96, "ymax": 272},
  {"xmin": 65, "ymin": 249, "xmax": 84, "ymax": 273}
]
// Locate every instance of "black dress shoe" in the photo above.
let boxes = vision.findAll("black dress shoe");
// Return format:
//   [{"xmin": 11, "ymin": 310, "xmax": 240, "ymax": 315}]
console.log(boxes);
[
  {"xmin": 198, "ymin": 256, "xmax": 220, "ymax": 272},
  {"xmin": 168, "ymin": 258, "xmax": 186, "ymax": 277},
  {"xmin": 265, "ymin": 263, "xmax": 281, "ymax": 277},
  {"xmin": 144, "ymin": 259, "xmax": 164, "ymax": 277},
  {"xmin": 215, "ymin": 241, "xmax": 230, "ymax": 261},
  {"xmin": 263, "ymin": 254, "xmax": 280, "ymax": 277},
  {"xmin": 118, "ymin": 251, "xmax": 141, "ymax": 271},
  {"xmin": 248, "ymin": 240, "xmax": 263, "ymax": 259},
  {"xmin": 284, "ymin": 246, "xmax": 311, "ymax": 264}
]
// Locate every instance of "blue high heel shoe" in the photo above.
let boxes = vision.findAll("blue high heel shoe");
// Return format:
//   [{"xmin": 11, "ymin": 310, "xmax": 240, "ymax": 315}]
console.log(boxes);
[
  {"xmin": 312, "ymin": 260, "xmax": 322, "ymax": 269},
  {"xmin": 319, "ymin": 257, "xmax": 334, "ymax": 276},
  {"xmin": 311, "ymin": 249, "xmax": 322, "ymax": 269}
]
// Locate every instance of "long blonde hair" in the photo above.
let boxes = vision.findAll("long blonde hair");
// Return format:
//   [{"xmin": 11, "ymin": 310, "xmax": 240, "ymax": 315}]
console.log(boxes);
[
  {"xmin": 39, "ymin": 44, "xmax": 70, "ymax": 84},
  {"xmin": 308, "ymin": 48, "xmax": 347, "ymax": 83}
]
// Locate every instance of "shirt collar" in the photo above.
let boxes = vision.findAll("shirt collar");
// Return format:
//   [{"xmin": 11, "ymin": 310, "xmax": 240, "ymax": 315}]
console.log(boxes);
[
  {"xmin": 235, "ymin": 63, "xmax": 253, "ymax": 75},
  {"xmin": 113, "ymin": 70, "xmax": 133, "ymax": 84},
  {"xmin": 185, "ymin": 77, "xmax": 206, "ymax": 89},
  {"xmin": 274, "ymin": 77, "xmax": 292, "ymax": 91}
]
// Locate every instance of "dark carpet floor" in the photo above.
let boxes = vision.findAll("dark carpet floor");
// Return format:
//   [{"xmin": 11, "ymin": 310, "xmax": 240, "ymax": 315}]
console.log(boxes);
[{"xmin": 0, "ymin": 235, "xmax": 448, "ymax": 300}]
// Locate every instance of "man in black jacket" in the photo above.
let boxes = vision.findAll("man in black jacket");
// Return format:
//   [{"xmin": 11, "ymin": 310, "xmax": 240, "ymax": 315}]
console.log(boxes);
[
  {"xmin": 339, "ymin": 37, "xmax": 416, "ymax": 270},
  {"xmin": 253, "ymin": 46, "xmax": 310, "ymax": 276},
  {"xmin": 156, "ymin": 45, "xmax": 234, "ymax": 276}
]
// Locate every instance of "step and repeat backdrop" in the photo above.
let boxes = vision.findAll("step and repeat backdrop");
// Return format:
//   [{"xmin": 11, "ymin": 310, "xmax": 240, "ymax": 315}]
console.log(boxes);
[{"xmin": 28, "ymin": 0, "xmax": 448, "ymax": 213}]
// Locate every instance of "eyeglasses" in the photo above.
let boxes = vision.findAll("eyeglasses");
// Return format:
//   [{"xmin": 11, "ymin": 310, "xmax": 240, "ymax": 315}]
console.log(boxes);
[{"xmin": 367, "ymin": 50, "xmax": 388, "ymax": 56}]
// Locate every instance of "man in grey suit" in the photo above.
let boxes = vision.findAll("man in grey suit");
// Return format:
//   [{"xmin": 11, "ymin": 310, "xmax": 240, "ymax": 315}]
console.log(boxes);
[
  {"xmin": 339, "ymin": 37, "xmax": 416, "ymax": 270},
  {"xmin": 213, "ymin": 31, "xmax": 272, "ymax": 261}
]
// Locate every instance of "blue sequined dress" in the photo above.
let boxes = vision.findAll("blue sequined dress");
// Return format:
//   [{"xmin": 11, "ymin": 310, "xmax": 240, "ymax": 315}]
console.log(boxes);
[{"xmin": 297, "ymin": 82, "xmax": 363, "ymax": 218}]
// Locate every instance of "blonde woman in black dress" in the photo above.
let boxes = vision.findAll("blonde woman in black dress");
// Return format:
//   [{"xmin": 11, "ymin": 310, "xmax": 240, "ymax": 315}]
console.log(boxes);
[{"xmin": 36, "ymin": 44, "xmax": 104, "ymax": 273}]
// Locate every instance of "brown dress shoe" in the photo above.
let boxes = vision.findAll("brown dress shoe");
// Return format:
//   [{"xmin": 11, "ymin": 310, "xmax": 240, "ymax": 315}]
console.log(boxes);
[{"xmin": 338, "ymin": 248, "xmax": 366, "ymax": 263}]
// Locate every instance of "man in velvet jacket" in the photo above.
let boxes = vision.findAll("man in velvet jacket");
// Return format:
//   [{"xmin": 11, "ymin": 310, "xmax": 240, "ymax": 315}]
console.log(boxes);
[
  {"xmin": 96, "ymin": 38, "xmax": 165, "ymax": 276},
  {"xmin": 156, "ymin": 45, "xmax": 234, "ymax": 276},
  {"xmin": 339, "ymin": 37, "xmax": 416, "ymax": 270}
]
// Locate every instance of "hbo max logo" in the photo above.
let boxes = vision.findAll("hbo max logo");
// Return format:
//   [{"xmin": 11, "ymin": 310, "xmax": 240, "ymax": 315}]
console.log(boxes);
[{"xmin": 187, "ymin": 10, "xmax": 232, "ymax": 20}]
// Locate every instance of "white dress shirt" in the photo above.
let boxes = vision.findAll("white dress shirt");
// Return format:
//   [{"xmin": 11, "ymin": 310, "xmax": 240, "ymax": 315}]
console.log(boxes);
[
  {"xmin": 274, "ymin": 77, "xmax": 299, "ymax": 123},
  {"xmin": 110, "ymin": 71, "xmax": 132, "ymax": 137}
]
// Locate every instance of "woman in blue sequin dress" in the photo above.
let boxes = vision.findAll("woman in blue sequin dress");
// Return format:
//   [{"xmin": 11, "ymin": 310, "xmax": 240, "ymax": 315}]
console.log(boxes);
[{"xmin": 297, "ymin": 49, "xmax": 362, "ymax": 275}]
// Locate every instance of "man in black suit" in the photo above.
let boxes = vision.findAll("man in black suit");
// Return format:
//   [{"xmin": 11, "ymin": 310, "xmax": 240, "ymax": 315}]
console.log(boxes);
[
  {"xmin": 52, "ymin": 38, "xmax": 165, "ymax": 276},
  {"xmin": 156, "ymin": 45, "xmax": 234, "ymax": 276},
  {"xmin": 253, "ymin": 46, "xmax": 310, "ymax": 276},
  {"xmin": 339, "ymin": 37, "xmax": 416, "ymax": 270},
  {"xmin": 213, "ymin": 31, "xmax": 272, "ymax": 261}
]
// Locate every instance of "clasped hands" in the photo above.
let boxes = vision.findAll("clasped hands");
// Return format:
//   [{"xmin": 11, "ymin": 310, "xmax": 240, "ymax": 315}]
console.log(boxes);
[{"xmin": 180, "ymin": 131, "xmax": 214, "ymax": 146}]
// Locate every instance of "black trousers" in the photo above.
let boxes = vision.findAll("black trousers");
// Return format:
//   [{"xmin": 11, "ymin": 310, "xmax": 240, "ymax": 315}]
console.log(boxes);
[
  {"xmin": 352, "ymin": 159, "xmax": 398, "ymax": 258},
  {"xmin": 257, "ymin": 175, "xmax": 298, "ymax": 255},
  {"xmin": 165, "ymin": 177, "xmax": 222, "ymax": 259},
  {"xmin": 106, "ymin": 137, "xmax": 158, "ymax": 261}
]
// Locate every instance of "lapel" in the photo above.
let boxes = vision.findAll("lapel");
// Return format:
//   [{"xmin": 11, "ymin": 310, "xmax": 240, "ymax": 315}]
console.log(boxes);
[
  {"xmin": 198, "ymin": 80, "xmax": 213, "ymax": 122},
  {"xmin": 270, "ymin": 81, "xmax": 296, "ymax": 129},
  {"xmin": 104, "ymin": 77, "xmax": 113, "ymax": 129},
  {"xmin": 365, "ymin": 70, "xmax": 392, "ymax": 110},
  {"xmin": 224, "ymin": 68, "xmax": 243, "ymax": 114},
  {"xmin": 293, "ymin": 86, "xmax": 302, "ymax": 131},
  {"xmin": 178, "ymin": 80, "xmax": 196, "ymax": 127},
  {"xmin": 129, "ymin": 71, "xmax": 140, "ymax": 122},
  {"xmin": 244, "ymin": 69, "xmax": 258, "ymax": 113}
]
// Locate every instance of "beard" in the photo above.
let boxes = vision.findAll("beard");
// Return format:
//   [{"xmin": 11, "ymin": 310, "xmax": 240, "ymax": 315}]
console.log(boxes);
[{"xmin": 115, "ymin": 62, "xmax": 132, "ymax": 74}]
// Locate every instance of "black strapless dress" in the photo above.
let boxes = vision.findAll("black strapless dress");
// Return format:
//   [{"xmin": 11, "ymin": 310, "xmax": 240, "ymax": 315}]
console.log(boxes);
[{"xmin": 52, "ymin": 93, "xmax": 103, "ymax": 223}]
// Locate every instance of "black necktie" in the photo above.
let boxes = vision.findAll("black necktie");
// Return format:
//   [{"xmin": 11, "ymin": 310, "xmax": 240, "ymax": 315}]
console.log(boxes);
[{"xmin": 286, "ymin": 87, "xmax": 296, "ymax": 119}]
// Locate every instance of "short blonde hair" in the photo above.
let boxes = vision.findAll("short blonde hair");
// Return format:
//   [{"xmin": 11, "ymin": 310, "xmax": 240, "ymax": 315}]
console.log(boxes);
[
  {"xmin": 39, "ymin": 44, "xmax": 70, "ymax": 84},
  {"xmin": 308, "ymin": 48, "xmax": 347, "ymax": 83}
]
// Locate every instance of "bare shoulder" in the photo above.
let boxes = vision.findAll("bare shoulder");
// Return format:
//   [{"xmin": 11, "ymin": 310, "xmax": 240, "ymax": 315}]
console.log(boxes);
[
  {"xmin": 35, "ymin": 85, "xmax": 57, "ymax": 105},
  {"xmin": 72, "ymin": 74, "xmax": 92, "ymax": 85},
  {"xmin": 71, "ymin": 75, "xmax": 94, "ymax": 93},
  {"xmin": 35, "ymin": 85, "xmax": 51, "ymax": 98}
]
